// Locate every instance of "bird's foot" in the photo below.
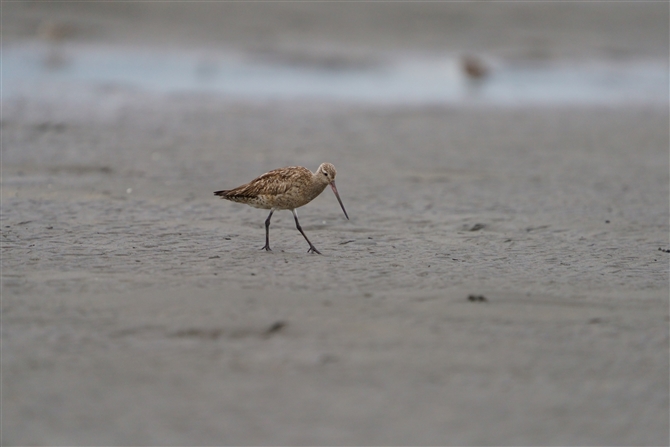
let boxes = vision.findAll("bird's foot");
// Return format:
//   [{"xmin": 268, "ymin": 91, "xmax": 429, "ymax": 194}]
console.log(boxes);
[
  {"xmin": 307, "ymin": 246, "xmax": 322, "ymax": 255},
  {"xmin": 262, "ymin": 245, "xmax": 272, "ymax": 252}
]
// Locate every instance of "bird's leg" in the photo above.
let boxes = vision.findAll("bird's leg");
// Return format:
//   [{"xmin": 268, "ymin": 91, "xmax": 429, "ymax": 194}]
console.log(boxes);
[
  {"xmin": 291, "ymin": 209, "xmax": 321, "ymax": 254},
  {"xmin": 262, "ymin": 209, "xmax": 274, "ymax": 251}
]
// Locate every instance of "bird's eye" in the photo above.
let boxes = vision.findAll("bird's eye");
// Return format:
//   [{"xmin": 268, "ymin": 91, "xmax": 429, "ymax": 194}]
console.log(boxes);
[{"xmin": 323, "ymin": 172, "xmax": 328, "ymax": 176}]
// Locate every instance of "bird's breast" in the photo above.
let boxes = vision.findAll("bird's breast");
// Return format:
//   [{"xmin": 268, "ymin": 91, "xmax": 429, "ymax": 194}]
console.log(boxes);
[{"xmin": 266, "ymin": 182, "xmax": 327, "ymax": 210}]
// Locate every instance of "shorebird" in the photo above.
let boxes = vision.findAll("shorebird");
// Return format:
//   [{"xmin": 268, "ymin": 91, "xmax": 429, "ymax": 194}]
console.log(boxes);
[
  {"xmin": 461, "ymin": 54, "xmax": 489, "ymax": 81},
  {"xmin": 214, "ymin": 163, "xmax": 349, "ymax": 254}
]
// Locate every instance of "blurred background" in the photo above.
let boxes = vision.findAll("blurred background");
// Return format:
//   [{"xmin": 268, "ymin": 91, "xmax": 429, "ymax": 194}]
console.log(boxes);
[{"xmin": 3, "ymin": 1, "xmax": 668, "ymax": 106}]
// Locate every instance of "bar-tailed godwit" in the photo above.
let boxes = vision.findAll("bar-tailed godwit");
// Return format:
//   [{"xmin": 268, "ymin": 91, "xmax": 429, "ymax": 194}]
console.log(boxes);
[{"xmin": 214, "ymin": 163, "xmax": 349, "ymax": 254}]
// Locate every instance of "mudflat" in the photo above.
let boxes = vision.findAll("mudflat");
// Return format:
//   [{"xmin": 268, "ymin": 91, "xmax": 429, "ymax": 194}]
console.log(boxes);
[{"xmin": 2, "ymin": 2, "xmax": 668, "ymax": 445}]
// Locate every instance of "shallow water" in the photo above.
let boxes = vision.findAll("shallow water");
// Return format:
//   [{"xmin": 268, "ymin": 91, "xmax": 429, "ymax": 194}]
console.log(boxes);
[{"xmin": 3, "ymin": 42, "xmax": 668, "ymax": 106}]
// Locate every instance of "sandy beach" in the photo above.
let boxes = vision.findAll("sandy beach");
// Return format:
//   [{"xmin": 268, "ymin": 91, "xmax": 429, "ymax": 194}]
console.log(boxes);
[{"xmin": 2, "ymin": 2, "xmax": 669, "ymax": 445}]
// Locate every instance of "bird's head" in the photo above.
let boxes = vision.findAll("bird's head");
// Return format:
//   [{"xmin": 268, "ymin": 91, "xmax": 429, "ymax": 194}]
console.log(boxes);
[{"xmin": 317, "ymin": 163, "xmax": 337, "ymax": 185}]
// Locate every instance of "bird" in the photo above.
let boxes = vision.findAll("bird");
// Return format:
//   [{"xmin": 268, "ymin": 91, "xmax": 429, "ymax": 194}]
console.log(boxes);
[
  {"xmin": 461, "ymin": 54, "xmax": 489, "ymax": 81},
  {"xmin": 214, "ymin": 163, "xmax": 349, "ymax": 254}
]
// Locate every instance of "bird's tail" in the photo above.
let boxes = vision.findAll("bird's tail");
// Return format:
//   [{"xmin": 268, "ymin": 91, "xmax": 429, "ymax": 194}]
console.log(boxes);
[{"xmin": 214, "ymin": 190, "xmax": 251, "ymax": 204}]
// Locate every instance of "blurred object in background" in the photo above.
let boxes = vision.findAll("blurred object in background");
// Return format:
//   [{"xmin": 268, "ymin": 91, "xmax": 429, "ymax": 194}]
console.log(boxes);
[
  {"xmin": 461, "ymin": 53, "xmax": 491, "ymax": 101},
  {"xmin": 37, "ymin": 19, "xmax": 76, "ymax": 42},
  {"xmin": 37, "ymin": 19, "xmax": 74, "ymax": 70},
  {"xmin": 461, "ymin": 54, "xmax": 490, "ymax": 81}
]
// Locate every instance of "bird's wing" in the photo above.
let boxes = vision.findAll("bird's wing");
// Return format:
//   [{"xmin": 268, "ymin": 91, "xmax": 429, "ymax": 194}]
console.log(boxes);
[{"xmin": 218, "ymin": 166, "xmax": 311, "ymax": 198}]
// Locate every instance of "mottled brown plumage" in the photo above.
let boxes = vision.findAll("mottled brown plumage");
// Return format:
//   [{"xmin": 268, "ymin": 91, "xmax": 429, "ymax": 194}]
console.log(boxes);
[{"xmin": 214, "ymin": 163, "xmax": 349, "ymax": 254}]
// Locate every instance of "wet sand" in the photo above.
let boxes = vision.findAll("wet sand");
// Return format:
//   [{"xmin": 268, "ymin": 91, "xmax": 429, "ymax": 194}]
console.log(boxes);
[{"xmin": 2, "ymin": 2, "xmax": 669, "ymax": 445}]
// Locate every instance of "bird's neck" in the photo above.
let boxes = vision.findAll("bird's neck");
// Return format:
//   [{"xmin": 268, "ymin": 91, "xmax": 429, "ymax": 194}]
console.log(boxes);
[{"xmin": 308, "ymin": 176, "xmax": 329, "ymax": 200}]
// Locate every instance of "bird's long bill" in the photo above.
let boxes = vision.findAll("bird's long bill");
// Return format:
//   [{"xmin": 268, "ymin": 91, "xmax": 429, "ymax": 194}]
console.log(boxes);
[{"xmin": 330, "ymin": 181, "xmax": 349, "ymax": 220}]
